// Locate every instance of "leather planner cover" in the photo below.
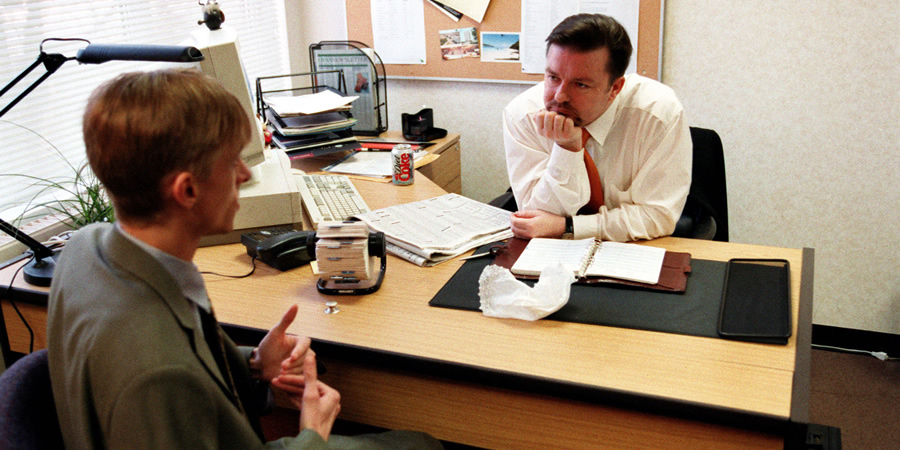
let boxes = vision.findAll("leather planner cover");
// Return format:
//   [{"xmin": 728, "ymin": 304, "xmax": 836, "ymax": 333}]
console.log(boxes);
[{"xmin": 492, "ymin": 238, "xmax": 692, "ymax": 292}]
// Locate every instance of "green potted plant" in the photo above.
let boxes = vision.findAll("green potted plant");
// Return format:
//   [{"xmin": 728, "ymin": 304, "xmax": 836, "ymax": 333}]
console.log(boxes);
[{"xmin": 1, "ymin": 123, "xmax": 114, "ymax": 234}]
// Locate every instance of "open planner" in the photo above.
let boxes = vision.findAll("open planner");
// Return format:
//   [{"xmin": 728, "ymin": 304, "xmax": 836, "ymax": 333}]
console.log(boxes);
[
  {"xmin": 493, "ymin": 238, "xmax": 692, "ymax": 292},
  {"xmin": 511, "ymin": 238, "xmax": 667, "ymax": 285}
]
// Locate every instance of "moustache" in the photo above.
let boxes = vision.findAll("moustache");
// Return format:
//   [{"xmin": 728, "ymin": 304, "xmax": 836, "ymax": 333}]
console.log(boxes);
[{"xmin": 545, "ymin": 101, "xmax": 581, "ymax": 125}]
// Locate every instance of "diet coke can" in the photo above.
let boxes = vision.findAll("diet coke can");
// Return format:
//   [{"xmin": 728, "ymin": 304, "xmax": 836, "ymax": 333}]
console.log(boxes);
[{"xmin": 391, "ymin": 144, "xmax": 414, "ymax": 185}]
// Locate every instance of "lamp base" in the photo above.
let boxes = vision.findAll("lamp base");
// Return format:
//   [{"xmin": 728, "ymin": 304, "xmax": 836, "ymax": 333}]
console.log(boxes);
[{"xmin": 22, "ymin": 251, "xmax": 60, "ymax": 287}]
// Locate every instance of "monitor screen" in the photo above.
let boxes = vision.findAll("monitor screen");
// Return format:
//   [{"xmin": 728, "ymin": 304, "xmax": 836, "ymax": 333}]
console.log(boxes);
[{"xmin": 184, "ymin": 26, "xmax": 266, "ymax": 168}]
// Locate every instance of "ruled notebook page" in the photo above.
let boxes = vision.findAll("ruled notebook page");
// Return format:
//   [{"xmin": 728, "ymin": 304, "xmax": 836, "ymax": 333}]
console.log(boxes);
[
  {"xmin": 509, "ymin": 238, "xmax": 595, "ymax": 277},
  {"xmin": 585, "ymin": 242, "xmax": 666, "ymax": 284}
]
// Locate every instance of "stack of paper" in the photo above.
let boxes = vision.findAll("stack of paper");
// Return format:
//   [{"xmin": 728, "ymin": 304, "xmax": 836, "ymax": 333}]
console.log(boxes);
[
  {"xmin": 351, "ymin": 193, "xmax": 513, "ymax": 266},
  {"xmin": 263, "ymin": 89, "xmax": 361, "ymax": 157},
  {"xmin": 265, "ymin": 90, "xmax": 358, "ymax": 116}
]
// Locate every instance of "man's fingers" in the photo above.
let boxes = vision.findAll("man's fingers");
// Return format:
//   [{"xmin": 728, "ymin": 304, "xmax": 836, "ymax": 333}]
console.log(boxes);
[
  {"xmin": 281, "ymin": 339, "xmax": 311, "ymax": 373},
  {"xmin": 273, "ymin": 304, "xmax": 299, "ymax": 334},
  {"xmin": 533, "ymin": 111, "xmax": 579, "ymax": 145},
  {"xmin": 317, "ymin": 381, "xmax": 341, "ymax": 411},
  {"xmin": 272, "ymin": 374, "xmax": 306, "ymax": 394},
  {"xmin": 553, "ymin": 114, "xmax": 568, "ymax": 133},
  {"xmin": 302, "ymin": 352, "xmax": 317, "ymax": 384}
]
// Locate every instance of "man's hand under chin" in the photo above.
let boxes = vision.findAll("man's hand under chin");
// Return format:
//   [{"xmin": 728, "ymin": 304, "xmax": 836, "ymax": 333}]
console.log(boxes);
[
  {"xmin": 510, "ymin": 210, "xmax": 566, "ymax": 239},
  {"xmin": 532, "ymin": 110, "xmax": 582, "ymax": 152}
]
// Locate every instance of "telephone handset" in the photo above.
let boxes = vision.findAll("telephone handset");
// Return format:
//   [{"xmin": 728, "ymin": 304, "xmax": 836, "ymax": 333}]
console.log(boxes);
[{"xmin": 241, "ymin": 229, "xmax": 316, "ymax": 271}]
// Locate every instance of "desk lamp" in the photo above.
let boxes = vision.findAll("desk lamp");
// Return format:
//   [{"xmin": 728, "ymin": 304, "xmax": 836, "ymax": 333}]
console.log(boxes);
[
  {"xmin": 0, "ymin": 38, "xmax": 204, "ymax": 367},
  {"xmin": 0, "ymin": 39, "xmax": 203, "ymax": 287}
]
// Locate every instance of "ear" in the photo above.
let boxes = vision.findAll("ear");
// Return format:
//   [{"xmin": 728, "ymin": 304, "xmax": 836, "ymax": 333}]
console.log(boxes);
[
  {"xmin": 168, "ymin": 171, "xmax": 199, "ymax": 209},
  {"xmin": 608, "ymin": 76, "xmax": 626, "ymax": 102}
]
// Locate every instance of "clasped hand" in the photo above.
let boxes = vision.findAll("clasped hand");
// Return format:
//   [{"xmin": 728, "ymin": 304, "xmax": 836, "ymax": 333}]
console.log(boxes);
[
  {"xmin": 533, "ymin": 110, "xmax": 582, "ymax": 152},
  {"xmin": 511, "ymin": 210, "xmax": 566, "ymax": 239},
  {"xmin": 253, "ymin": 304, "xmax": 309, "ymax": 382},
  {"xmin": 255, "ymin": 305, "xmax": 341, "ymax": 441}
]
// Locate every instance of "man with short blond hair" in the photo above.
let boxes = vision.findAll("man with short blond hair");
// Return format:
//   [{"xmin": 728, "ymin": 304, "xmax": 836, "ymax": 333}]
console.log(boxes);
[{"xmin": 49, "ymin": 69, "xmax": 440, "ymax": 449}]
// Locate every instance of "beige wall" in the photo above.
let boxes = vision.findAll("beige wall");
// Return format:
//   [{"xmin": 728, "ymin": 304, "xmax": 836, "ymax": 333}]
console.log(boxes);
[
  {"xmin": 291, "ymin": 1, "xmax": 898, "ymax": 334},
  {"xmin": 662, "ymin": 1, "xmax": 898, "ymax": 334}
]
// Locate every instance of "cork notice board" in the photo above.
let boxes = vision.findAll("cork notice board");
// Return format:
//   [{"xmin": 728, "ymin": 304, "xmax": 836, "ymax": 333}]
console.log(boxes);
[{"xmin": 346, "ymin": 0, "xmax": 662, "ymax": 82}]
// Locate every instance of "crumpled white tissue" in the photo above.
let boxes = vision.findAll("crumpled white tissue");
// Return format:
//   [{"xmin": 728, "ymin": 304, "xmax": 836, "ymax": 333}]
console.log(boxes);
[{"xmin": 478, "ymin": 263, "xmax": 575, "ymax": 321}]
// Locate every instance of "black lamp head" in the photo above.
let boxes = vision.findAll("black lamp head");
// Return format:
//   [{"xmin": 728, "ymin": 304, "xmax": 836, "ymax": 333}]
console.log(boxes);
[{"xmin": 75, "ymin": 44, "xmax": 204, "ymax": 64}]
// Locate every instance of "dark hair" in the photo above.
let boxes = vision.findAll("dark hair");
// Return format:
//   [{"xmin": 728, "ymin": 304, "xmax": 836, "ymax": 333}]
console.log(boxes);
[
  {"xmin": 546, "ymin": 14, "xmax": 633, "ymax": 83},
  {"xmin": 83, "ymin": 69, "xmax": 250, "ymax": 222}
]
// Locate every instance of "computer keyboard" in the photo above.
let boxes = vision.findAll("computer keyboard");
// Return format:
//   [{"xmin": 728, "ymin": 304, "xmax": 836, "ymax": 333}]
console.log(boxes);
[{"xmin": 294, "ymin": 173, "xmax": 371, "ymax": 229}]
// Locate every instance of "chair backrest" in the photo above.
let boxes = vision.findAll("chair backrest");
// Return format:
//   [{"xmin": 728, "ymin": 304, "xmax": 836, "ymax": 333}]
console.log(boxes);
[
  {"xmin": 684, "ymin": 127, "xmax": 729, "ymax": 242},
  {"xmin": 0, "ymin": 349, "xmax": 65, "ymax": 449}
]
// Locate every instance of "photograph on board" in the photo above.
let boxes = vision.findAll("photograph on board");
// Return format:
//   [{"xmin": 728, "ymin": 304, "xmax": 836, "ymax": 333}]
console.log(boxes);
[
  {"xmin": 481, "ymin": 32, "xmax": 520, "ymax": 63},
  {"xmin": 439, "ymin": 27, "xmax": 480, "ymax": 60}
]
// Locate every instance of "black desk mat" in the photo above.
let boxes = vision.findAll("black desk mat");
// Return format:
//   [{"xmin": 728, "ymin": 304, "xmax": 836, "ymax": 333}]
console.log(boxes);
[{"xmin": 429, "ymin": 246, "xmax": 727, "ymax": 339}]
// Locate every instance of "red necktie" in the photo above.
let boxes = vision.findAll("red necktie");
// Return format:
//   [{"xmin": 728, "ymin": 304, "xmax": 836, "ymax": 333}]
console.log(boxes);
[{"xmin": 579, "ymin": 129, "xmax": 604, "ymax": 215}]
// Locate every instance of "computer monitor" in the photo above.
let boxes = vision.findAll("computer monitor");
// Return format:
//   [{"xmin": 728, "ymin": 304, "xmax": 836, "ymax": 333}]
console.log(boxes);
[
  {"xmin": 183, "ymin": 26, "xmax": 304, "ymax": 245},
  {"xmin": 184, "ymin": 26, "xmax": 266, "ymax": 169}
]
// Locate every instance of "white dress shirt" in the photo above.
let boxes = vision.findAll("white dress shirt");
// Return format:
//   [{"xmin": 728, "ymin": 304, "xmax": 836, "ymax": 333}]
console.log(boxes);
[{"xmin": 502, "ymin": 74, "xmax": 692, "ymax": 241}]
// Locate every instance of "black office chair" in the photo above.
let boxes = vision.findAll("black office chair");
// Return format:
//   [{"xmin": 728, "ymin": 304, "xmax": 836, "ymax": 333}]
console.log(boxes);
[
  {"xmin": 673, "ymin": 127, "xmax": 729, "ymax": 242},
  {"xmin": 0, "ymin": 349, "xmax": 65, "ymax": 449},
  {"xmin": 491, "ymin": 127, "xmax": 728, "ymax": 241},
  {"xmin": 488, "ymin": 188, "xmax": 516, "ymax": 212}
]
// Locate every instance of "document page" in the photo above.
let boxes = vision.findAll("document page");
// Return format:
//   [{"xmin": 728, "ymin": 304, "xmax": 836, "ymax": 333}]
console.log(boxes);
[
  {"xmin": 371, "ymin": 0, "xmax": 427, "ymax": 64},
  {"xmin": 509, "ymin": 238, "xmax": 665, "ymax": 284},
  {"xmin": 439, "ymin": 0, "xmax": 491, "ymax": 22},
  {"xmin": 520, "ymin": 0, "xmax": 639, "ymax": 74},
  {"xmin": 353, "ymin": 193, "xmax": 513, "ymax": 264},
  {"xmin": 510, "ymin": 238, "xmax": 594, "ymax": 276},
  {"xmin": 265, "ymin": 90, "xmax": 357, "ymax": 116},
  {"xmin": 322, "ymin": 150, "xmax": 427, "ymax": 178},
  {"xmin": 586, "ymin": 241, "xmax": 665, "ymax": 284}
]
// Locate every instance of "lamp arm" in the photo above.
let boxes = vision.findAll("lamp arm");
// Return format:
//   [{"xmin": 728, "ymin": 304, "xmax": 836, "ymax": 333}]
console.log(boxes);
[
  {"xmin": 0, "ymin": 52, "xmax": 72, "ymax": 119},
  {"xmin": 0, "ymin": 219, "xmax": 55, "ymax": 260}
]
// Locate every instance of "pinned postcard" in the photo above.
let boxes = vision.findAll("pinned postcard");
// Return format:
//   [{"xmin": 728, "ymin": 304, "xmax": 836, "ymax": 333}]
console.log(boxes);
[
  {"xmin": 481, "ymin": 32, "xmax": 520, "ymax": 63},
  {"xmin": 440, "ymin": 27, "xmax": 480, "ymax": 60}
]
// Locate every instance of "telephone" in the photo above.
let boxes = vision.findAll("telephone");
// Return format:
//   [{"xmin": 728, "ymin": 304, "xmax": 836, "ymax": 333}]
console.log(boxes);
[{"xmin": 241, "ymin": 229, "xmax": 317, "ymax": 271}]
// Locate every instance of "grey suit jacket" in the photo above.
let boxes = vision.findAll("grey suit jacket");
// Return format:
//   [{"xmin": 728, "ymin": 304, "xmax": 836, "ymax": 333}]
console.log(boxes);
[{"xmin": 48, "ymin": 224, "xmax": 327, "ymax": 449}]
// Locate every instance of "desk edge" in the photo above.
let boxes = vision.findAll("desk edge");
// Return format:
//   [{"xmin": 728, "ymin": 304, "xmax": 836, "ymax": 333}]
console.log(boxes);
[
  {"xmin": 790, "ymin": 247, "xmax": 814, "ymax": 424},
  {"xmin": 224, "ymin": 323, "xmax": 795, "ymax": 435}
]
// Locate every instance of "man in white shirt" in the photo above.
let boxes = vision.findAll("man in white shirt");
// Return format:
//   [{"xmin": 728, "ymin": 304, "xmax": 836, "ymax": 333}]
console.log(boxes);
[{"xmin": 503, "ymin": 13, "xmax": 691, "ymax": 242}]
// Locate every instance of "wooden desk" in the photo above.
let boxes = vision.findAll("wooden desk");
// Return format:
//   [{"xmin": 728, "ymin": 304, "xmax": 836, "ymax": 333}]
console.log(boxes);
[{"xmin": 1, "ymin": 174, "xmax": 813, "ymax": 449}]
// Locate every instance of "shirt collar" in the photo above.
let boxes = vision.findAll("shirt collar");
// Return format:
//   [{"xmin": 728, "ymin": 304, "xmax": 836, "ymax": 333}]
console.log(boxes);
[
  {"xmin": 115, "ymin": 223, "xmax": 211, "ymax": 313},
  {"xmin": 582, "ymin": 85, "xmax": 623, "ymax": 146}
]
